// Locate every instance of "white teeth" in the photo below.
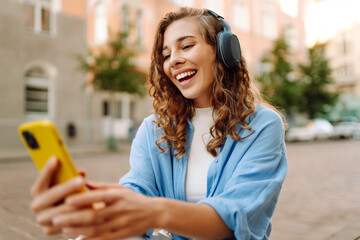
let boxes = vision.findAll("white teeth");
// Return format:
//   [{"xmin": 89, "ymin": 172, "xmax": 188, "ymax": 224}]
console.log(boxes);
[{"xmin": 175, "ymin": 71, "xmax": 196, "ymax": 80}]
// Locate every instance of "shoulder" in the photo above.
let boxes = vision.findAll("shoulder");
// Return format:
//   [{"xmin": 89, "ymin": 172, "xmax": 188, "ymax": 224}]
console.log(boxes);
[
  {"xmin": 137, "ymin": 114, "xmax": 164, "ymax": 140},
  {"xmin": 249, "ymin": 105, "xmax": 284, "ymax": 130},
  {"xmin": 138, "ymin": 114, "xmax": 157, "ymax": 130},
  {"xmin": 142, "ymin": 114, "xmax": 156, "ymax": 124}
]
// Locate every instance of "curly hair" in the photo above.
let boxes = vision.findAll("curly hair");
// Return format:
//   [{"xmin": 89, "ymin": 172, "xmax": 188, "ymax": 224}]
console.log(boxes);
[{"xmin": 147, "ymin": 7, "xmax": 277, "ymax": 159}]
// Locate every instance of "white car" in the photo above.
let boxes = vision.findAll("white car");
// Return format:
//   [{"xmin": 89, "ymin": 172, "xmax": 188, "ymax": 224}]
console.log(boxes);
[
  {"xmin": 286, "ymin": 119, "xmax": 334, "ymax": 142},
  {"xmin": 332, "ymin": 121, "xmax": 360, "ymax": 139}
]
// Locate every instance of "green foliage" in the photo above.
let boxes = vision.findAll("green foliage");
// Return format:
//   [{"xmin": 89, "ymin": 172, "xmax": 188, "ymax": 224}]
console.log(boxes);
[
  {"xmin": 257, "ymin": 34, "xmax": 301, "ymax": 116},
  {"xmin": 77, "ymin": 32, "xmax": 146, "ymax": 96},
  {"xmin": 257, "ymin": 35, "xmax": 338, "ymax": 120},
  {"xmin": 297, "ymin": 43, "xmax": 338, "ymax": 119}
]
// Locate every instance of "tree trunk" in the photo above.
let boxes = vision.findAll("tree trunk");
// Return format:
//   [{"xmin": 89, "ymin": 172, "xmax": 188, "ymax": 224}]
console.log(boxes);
[{"xmin": 107, "ymin": 91, "xmax": 117, "ymax": 151}]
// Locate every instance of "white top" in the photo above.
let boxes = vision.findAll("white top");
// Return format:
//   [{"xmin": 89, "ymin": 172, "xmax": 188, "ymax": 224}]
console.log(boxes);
[{"xmin": 185, "ymin": 107, "xmax": 216, "ymax": 202}]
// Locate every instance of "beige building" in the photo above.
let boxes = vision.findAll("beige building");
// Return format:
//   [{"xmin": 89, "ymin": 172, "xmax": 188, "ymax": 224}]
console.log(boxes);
[
  {"xmin": 0, "ymin": 0, "xmax": 308, "ymax": 155},
  {"xmin": 327, "ymin": 23, "xmax": 360, "ymax": 97},
  {"xmin": 326, "ymin": 23, "xmax": 360, "ymax": 118},
  {"xmin": 0, "ymin": 0, "xmax": 97, "ymax": 155},
  {"xmin": 87, "ymin": 0, "xmax": 307, "ymax": 74}
]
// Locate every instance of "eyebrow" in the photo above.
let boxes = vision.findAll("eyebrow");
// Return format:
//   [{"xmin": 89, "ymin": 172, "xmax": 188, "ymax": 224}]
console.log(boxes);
[{"xmin": 162, "ymin": 35, "xmax": 196, "ymax": 52}]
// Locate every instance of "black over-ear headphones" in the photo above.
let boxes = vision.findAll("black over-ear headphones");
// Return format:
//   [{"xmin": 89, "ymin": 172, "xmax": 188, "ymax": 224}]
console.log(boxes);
[{"xmin": 207, "ymin": 9, "xmax": 241, "ymax": 68}]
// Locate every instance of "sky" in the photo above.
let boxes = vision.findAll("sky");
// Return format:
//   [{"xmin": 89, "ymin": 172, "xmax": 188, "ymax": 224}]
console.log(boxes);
[
  {"xmin": 279, "ymin": 0, "xmax": 360, "ymax": 46},
  {"xmin": 304, "ymin": 0, "xmax": 360, "ymax": 46}
]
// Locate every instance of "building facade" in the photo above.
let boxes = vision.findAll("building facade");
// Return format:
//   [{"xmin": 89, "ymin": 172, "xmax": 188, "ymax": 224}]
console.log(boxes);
[
  {"xmin": 326, "ymin": 23, "xmax": 360, "ymax": 119},
  {"xmin": 86, "ymin": 0, "xmax": 308, "ymax": 139},
  {"xmin": 0, "ymin": 0, "xmax": 96, "ymax": 155},
  {"xmin": 0, "ymin": 0, "xmax": 308, "ymax": 155}
]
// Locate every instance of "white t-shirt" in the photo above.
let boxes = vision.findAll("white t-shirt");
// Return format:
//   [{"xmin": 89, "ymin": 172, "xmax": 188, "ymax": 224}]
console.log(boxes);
[{"xmin": 185, "ymin": 107, "xmax": 216, "ymax": 202}]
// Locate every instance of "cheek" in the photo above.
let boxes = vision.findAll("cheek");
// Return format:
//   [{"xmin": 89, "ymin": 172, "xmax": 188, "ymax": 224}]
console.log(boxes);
[{"xmin": 163, "ymin": 62, "xmax": 171, "ymax": 79}]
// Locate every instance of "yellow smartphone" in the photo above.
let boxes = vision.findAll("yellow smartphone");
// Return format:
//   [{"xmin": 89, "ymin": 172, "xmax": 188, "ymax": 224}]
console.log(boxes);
[{"xmin": 18, "ymin": 119, "xmax": 83, "ymax": 187}]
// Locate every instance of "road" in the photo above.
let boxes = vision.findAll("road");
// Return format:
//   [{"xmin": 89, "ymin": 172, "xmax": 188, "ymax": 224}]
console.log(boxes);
[{"xmin": 0, "ymin": 140, "xmax": 359, "ymax": 240}]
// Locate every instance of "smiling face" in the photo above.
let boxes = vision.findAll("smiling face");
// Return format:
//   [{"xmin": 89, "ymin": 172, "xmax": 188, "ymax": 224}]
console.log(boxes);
[{"xmin": 162, "ymin": 17, "xmax": 216, "ymax": 108}]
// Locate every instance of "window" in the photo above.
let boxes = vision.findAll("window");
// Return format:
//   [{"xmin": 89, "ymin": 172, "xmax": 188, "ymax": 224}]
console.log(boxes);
[
  {"xmin": 115, "ymin": 100, "xmax": 123, "ymax": 118},
  {"xmin": 262, "ymin": 0, "xmax": 277, "ymax": 40},
  {"xmin": 135, "ymin": 9, "xmax": 143, "ymax": 47},
  {"xmin": 285, "ymin": 25, "xmax": 298, "ymax": 50},
  {"xmin": 170, "ymin": 0, "xmax": 193, "ymax": 6},
  {"xmin": 203, "ymin": 0, "xmax": 224, "ymax": 16},
  {"xmin": 279, "ymin": 0, "xmax": 298, "ymax": 17},
  {"xmin": 94, "ymin": 1, "xmax": 108, "ymax": 44},
  {"xmin": 122, "ymin": 5, "xmax": 130, "ymax": 43},
  {"xmin": 103, "ymin": 100, "xmax": 109, "ymax": 116},
  {"xmin": 233, "ymin": 0, "xmax": 250, "ymax": 32},
  {"xmin": 25, "ymin": 67, "xmax": 50, "ymax": 117},
  {"xmin": 24, "ymin": 0, "xmax": 53, "ymax": 34}
]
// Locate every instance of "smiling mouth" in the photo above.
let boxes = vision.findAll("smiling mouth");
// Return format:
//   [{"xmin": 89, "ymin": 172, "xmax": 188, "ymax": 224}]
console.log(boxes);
[{"xmin": 176, "ymin": 70, "xmax": 197, "ymax": 82}]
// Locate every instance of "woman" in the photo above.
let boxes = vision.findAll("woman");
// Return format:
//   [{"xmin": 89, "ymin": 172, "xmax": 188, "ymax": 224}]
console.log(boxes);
[{"xmin": 30, "ymin": 7, "xmax": 287, "ymax": 240}]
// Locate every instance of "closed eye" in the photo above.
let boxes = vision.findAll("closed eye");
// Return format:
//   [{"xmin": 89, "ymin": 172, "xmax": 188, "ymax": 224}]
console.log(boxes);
[{"xmin": 183, "ymin": 44, "xmax": 194, "ymax": 50}]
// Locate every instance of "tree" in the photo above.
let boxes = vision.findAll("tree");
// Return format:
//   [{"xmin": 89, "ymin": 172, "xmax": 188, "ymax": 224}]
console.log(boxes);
[
  {"xmin": 257, "ymin": 34, "xmax": 301, "ymax": 118},
  {"xmin": 78, "ymin": 32, "xmax": 146, "ymax": 150},
  {"xmin": 297, "ymin": 43, "xmax": 338, "ymax": 119}
]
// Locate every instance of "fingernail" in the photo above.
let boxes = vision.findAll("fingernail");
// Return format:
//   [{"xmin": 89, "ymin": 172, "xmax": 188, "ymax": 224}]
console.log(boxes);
[
  {"xmin": 49, "ymin": 156, "xmax": 57, "ymax": 166},
  {"xmin": 74, "ymin": 177, "xmax": 83, "ymax": 186},
  {"xmin": 52, "ymin": 216, "xmax": 64, "ymax": 226}
]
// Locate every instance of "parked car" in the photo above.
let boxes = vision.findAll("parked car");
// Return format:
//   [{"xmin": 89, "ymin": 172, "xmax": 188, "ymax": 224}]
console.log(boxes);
[
  {"xmin": 286, "ymin": 119, "xmax": 334, "ymax": 142},
  {"xmin": 332, "ymin": 121, "xmax": 360, "ymax": 139},
  {"xmin": 354, "ymin": 123, "xmax": 360, "ymax": 139}
]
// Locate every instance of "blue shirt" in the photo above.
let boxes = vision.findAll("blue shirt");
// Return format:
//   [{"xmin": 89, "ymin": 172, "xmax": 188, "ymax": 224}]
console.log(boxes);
[{"xmin": 120, "ymin": 105, "xmax": 287, "ymax": 240}]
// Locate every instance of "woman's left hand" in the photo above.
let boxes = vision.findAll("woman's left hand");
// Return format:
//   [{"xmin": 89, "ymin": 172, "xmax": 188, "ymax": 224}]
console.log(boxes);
[{"xmin": 52, "ymin": 182, "xmax": 161, "ymax": 239}]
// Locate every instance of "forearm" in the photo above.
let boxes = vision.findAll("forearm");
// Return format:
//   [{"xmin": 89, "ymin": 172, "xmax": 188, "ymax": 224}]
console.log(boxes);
[{"xmin": 153, "ymin": 197, "xmax": 233, "ymax": 239}]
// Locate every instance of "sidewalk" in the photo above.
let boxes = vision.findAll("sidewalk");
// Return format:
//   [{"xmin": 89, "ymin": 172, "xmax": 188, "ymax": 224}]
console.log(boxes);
[
  {"xmin": 1, "ymin": 140, "xmax": 359, "ymax": 239},
  {"xmin": 325, "ymin": 218, "xmax": 360, "ymax": 240}
]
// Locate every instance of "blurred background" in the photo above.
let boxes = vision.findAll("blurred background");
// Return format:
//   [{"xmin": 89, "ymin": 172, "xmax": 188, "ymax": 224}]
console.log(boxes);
[
  {"xmin": 1, "ymin": 0, "xmax": 360, "ymax": 152},
  {"xmin": 1, "ymin": 1, "xmax": 360, "ymax": 239}
]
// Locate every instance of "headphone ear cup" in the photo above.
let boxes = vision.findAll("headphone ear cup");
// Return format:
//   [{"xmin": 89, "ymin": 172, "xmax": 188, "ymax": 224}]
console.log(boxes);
[
  {"xmin": 217, "ymin": 32, "xmax": 241, "ymax": 68},
  {"xmin": 215, "ymin": 32, "xmax": 223, "ymax": 65}
]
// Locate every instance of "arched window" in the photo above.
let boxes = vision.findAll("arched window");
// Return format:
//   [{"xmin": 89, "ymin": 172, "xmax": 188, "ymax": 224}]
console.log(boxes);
[{"xmin": 25, "ymin": 67, "xmax": 50, "ymax": 117}]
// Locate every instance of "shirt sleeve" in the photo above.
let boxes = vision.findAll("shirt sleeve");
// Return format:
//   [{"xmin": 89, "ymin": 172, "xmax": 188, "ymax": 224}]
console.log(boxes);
[
  {"xmin": 119, "ymin": 116, "xmax": 160, "ymax": 197},
  {"xmin": 198, "ymin": 108, "xmax": 288, "ymax": 240}
]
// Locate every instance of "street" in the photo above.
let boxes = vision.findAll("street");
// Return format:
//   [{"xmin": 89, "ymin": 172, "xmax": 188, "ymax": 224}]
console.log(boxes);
[{"xmin": 0, "ymin": 140, "xmax": 359, "ymax": 240}]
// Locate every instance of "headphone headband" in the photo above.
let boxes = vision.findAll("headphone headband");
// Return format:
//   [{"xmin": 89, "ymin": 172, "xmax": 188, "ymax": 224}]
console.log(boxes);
[{"xmin": 206, "ymin": 9, "xmax": 241, "ymax": 68}]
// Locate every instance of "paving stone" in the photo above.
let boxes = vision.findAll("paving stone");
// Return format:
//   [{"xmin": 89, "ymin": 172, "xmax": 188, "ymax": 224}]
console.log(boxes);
[{"xmin": 1, "ymin": 140, "xmax": 360, "ymax": 239}]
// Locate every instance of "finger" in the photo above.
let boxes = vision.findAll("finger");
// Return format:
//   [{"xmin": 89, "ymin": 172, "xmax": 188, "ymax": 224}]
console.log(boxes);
[
  {"xmin": 52, "ymin": 207, "xmax": 105, "ymax": 228},
  {"xmin": 85, "ymin": 181, "xmax": 124, "ymax": 190},
  {"xmin": 42, "ymin": 225, "xmax": 62, "ymax": 236},
  {"xmin": 37, "ymin": 203, "xmax": 76, "ymax": 226},
  {"xmin": 60, "ymin": 214, "xmax": 130, "ymax": 238},
  {"xmin": 30, "ymin": 156, "xmax": 59, "ymax": 197},
  {"xmin": 66, "ymin": 188, "xmax": 125, "ymax": 208},
  {"xmin": 31, "ymin": 176, "xmax": 85, "ymax": 213}
]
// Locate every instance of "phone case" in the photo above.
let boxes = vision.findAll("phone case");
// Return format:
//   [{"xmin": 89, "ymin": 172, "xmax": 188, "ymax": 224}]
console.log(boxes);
[{"xmin": 18, "ymin": 119, "xmax": 81, "ymax": 186}]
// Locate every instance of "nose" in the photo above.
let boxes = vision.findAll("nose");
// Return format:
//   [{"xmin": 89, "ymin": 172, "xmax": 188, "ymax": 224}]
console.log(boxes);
[{"xmin": 169, "ymin": 52, "xmax": 185, "ymax": 67}]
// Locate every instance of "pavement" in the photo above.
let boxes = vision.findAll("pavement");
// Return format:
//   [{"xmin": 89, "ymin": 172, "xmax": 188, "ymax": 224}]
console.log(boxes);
[{"xmin": 0, "ymin": 139, "xmax": 360, "ymax": 239}]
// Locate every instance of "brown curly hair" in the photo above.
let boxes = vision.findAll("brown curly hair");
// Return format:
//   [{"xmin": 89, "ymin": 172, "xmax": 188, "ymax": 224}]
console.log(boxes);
[{"xmin": 147, "ymin": 7, "xmax": 274, "ymax": 159}]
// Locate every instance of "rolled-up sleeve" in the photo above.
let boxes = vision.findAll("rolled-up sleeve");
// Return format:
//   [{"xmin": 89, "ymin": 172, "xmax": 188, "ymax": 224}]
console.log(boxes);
[{"xmin": 199, "ymin": 108, "xmax": 287, "ymax": 239}]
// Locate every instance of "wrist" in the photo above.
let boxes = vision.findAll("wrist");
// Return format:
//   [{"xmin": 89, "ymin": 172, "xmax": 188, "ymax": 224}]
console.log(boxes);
[{"xmin": 151, "ymin": 197, "xmax": 169, "ymax": 229}]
